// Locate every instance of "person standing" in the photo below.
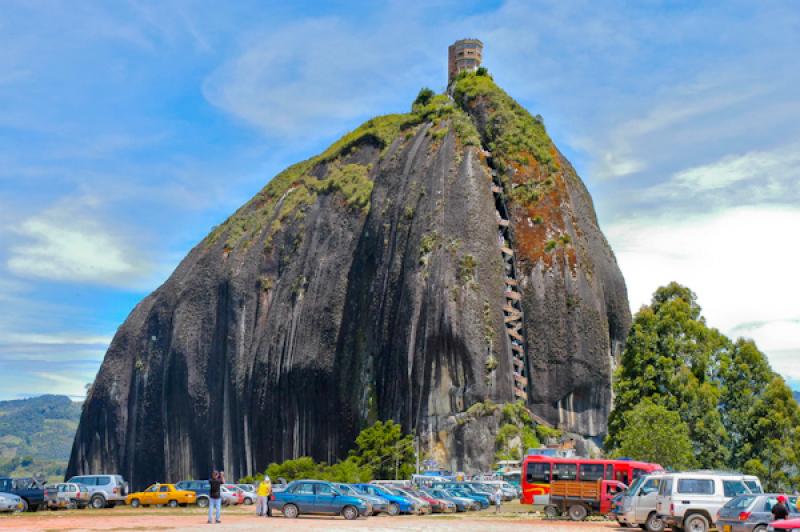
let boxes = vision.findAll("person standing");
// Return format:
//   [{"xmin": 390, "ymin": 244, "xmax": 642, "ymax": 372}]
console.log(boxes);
[
  {"xmin": 772, "ymin": 495, "xmax": 790, "ymax": 521},
  {"xmin": 208, "ymin": 470, "xmax": 224, "ymax": 524},
  {"xmin": 256, "ymin": 475, "xmax": 272, "ymax": 517},
  {"xmin": 495, "ymin": 486, "xmax": 503, "ymax": 514}
]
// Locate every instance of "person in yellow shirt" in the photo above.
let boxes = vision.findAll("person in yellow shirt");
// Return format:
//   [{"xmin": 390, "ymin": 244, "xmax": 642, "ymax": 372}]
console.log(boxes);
[{"xmin": 256, "ymin": 476, "xmax": 272, "ymax": 517}]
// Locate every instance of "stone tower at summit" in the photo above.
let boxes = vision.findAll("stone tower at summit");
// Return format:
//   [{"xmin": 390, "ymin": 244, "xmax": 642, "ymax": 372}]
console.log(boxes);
[{"xmin": 448, "ymin": 38, "xmax": 483, "ymax": 82}]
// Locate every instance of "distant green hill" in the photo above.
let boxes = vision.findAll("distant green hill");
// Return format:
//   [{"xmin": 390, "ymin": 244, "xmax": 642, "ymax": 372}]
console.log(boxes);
[{"xmin": 0, "ymin": 395, "xmax": 81, "ymax": 480}]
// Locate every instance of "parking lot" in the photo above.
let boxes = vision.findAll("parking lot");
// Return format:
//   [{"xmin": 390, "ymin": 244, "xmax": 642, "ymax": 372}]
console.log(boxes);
[{"xmin": 0, "ymin": 503, "xmax": 624, "ymax": 531}]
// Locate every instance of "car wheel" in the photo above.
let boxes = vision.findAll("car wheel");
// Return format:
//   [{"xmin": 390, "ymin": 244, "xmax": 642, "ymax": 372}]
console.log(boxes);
[
  {"xmin": 168, "ymin": 500, "xmax": 178, "ymax": 508},
  {"xmin": 197, "ymin": 497, "xmax": 209, "ymax": 508},
  {"xmin": 568, "ymin": 504, "xmax": 588, "ymax": 521},
  {"xmin": 544, "ymin": 505, "xmax": 559, "ymax": 518},
  {"xmin": 342, "ymin": 505, "xmax": 359, "ymax": 520},
  {"xmin": 387, "ymin": 502, "xmax": 400, "ymax": 516},
  {"xmin": 130, "ymin": 499, "xmax": 141, "ymax": 508},
  {"xmin": 244, "ymin": 497, "xmax": 253, "ymax": 505},
  {"xmin": 283, "ymin": 503, "xmax": 299, "ymax": 519},
  {"xmin": 90, "ymin": 495, "xmax": 106, "ymax": 509},
  {"xmin": 646, "ymin": 512, "xmax": 665, "ymax": 532},
  {"xmin": 752, "ymin": 526, "xmax": 767, "ymax": 532},
  {"xmin": 684, "ymin": 514, "xmax": 709, "ymax": 532},
  {"xmin": 19, "ymin": 499, "xmax": 29, "ymax": 512}
]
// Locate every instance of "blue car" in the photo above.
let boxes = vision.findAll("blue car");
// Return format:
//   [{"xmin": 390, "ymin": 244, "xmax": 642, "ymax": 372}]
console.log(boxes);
[
  {"xmin": 332, "ymin": 483, "xmax": 390, "ymax": 515},
  {"xmin": 427, "ymin": 488, "xmax": 478, "ymax": 511},
  {"xmin": 175, "ymin": 480, "xmax": 210, "ymax": 507},
  {"xmin": 449, "ymin": 488, "xmax": 490, "ymax": 509},
  {"xmin": 268, "ymin": 480, "xmax": 369, "ymax": 520},
  {"xmin": 352, "ymin": 484, "xmax": 418, "ymax": 515}
]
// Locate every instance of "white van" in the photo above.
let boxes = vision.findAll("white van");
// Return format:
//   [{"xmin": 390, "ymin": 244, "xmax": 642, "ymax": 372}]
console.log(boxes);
[
  {"xmin": 655, "ymin": 472, "xmax": 751, "ymax": 532},
  {"xmin": 616, "ymin": 473, "xmax": 666, "ymax": 531}
]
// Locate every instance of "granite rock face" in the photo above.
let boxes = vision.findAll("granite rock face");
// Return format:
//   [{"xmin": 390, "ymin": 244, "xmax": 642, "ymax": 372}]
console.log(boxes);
[{"xmin": 68, "ymin": 75, "xmax": 630, "ymax": 488}]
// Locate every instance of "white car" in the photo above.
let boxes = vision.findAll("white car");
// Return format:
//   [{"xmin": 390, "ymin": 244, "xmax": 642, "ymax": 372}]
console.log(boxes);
[
  {"xmin": 0, "ymin": 492, "xmax": 24, "ymax": 513},
  {"xmin": 616, "ymin": 473, "xmax": 666, "ymax": 531},
  {"xmin": 655, "ymin": 471, "xmax": 752, "ymax": 532}
]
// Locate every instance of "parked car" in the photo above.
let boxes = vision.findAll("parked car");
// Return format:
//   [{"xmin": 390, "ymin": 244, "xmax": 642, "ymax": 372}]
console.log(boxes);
[
  {"xmin": 434, "ymin": 482, "xmax": 496, "ymax": 504},
  {"xmin": 126, "ymin": 483, "xmax": 196, "ymax": 508},
  {"xmin": 332, "ymin": 483, "xmax": 389, "ymax": 515},
  {"xmin": 235, "ymin": 484, "xmax": 256, "ymax": 503},
  {"xmin": 66, "ymin": 474, "xmax": 129, "ymax": 509},
  {"xmin": 45, "ymin": 482, "xmax": 90, "ymax": 510},
  {"xmin": 224, "ymin": 484, "xmax": 251, "ymax": 505},
  {"xmin": 175, "ymin": 480, "xmax": 210, "ymax": 507},
  {"xmin": 220, "ymin": 485, "xmax": 243, "ymax": 506},
  {"xmin": 768, "ymin": 518, "xmax": 800, "ymax": 531},
  {"xmin": 471, "ymin": 480, "xmax": 516, "ymax": 501},
  {"xmin": 616, "ymin": 473, "xmax": 666, "ymax": 531},
  {"xmin": 0, "ymin": 492, "xmax": 24, "ymax": 513},
  {"xmin": 656, "ymin": 471, "xmax": 752, "ymax": 532},
  {"xmin": 385, "ymin": 487, "xmax": 432, "ymax": 514},
  {"xmin": 407, "ymin": 488, "xmax": 456, "ymax": 513},
  {"xmin": 447, "ymin": 488, "xmax": 490, "ymax": 509},
  {"xmin": 0, "ymin": 477, "xmax": 45, "ymax": 511},
  {"xmin": 718, "ymin": 494, "xmax": 800, "ymax": 532},
  {"xmin": 268, "ymin": 480, "xmax": 369, "ymax": 520},
  {"xmin": 744, "ymin": 476, "xmax": 764, "ymax": 494},
  {"xmin": 427, "ymin": 487, "xmax": 480, "ymax": 511},
  {"xmin": 353, "ymin": 483, "xmax": 418, "ymax": 515}
]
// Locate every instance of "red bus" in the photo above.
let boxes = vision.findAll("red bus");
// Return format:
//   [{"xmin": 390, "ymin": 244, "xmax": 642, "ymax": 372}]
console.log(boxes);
[{"xmin": 520, "ymin": 455, "xmax": 663, "ymax": 505}]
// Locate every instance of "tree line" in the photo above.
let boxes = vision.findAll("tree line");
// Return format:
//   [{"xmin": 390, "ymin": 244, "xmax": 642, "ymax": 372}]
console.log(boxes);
[{"xmin": 606, "ymin": 282, "xmax": 800, "ymax": 490}]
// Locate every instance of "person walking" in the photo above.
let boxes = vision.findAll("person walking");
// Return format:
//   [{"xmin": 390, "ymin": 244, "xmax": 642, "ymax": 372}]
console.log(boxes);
[
  {"xmin": 772, "ymin": 495, "xmax": 790, "ymax": 521},
  {"xmin": 256, "ymin": 475, "xmax": 272, "ymax": 517},
  {"xmin": 208, "ymin": 470, "xmax": 224, "ymax": 524},
  {"xmin": 494, "ymin": 486, "xmax": 503, "ymax": 514}
]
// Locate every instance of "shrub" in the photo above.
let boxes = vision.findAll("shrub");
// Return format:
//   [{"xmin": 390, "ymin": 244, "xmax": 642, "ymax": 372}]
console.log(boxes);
[
  {"xmin": 544, "ymin": 239, "xmax": 557, "ymax": 252},
  {"xmin": 476, "ymin": 66, "xmax": 489, "ymax": 77},
  {"xmin": 412, "ymin": 87, "xmax": 435, "ymax": 109},
  {"xmin": 457, "ymin": 255, "xmax": 477, "ymax": 284}
]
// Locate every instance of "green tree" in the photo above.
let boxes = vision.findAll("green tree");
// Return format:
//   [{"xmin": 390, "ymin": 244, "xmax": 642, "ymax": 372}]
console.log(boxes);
[
  {"xmin": 607, "ymin": 282, "xmax": 730, "ymax": 468},
  {"xmin": 412, "ymin": 87, "xmax": 435, "ymax": 109},
  {"xmin": 613, "ymin": 399, "xmax": 695, "ymax": 470},
  {"xmin": 349, "ymin": 420, "xmax": 415, "ymax": 480}
]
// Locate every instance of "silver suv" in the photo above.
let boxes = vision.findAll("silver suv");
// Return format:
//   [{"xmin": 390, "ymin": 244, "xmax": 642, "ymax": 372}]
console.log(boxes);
[
  {"xmin": 655, "ymin": 472, "xmax": 751, "ymax": 532},
  {"xmin": 66, "ymin": 474, "xmax": 129, "ymax": 509}
]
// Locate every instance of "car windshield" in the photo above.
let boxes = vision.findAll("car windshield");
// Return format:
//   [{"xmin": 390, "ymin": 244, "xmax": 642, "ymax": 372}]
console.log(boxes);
[
  {"xmin": 626, "ymin": 476, "xmax": 645, "ymax": 496},
  {"xmin": 723, "ymin": 495, "xmax": 756, "ymax": 510}
]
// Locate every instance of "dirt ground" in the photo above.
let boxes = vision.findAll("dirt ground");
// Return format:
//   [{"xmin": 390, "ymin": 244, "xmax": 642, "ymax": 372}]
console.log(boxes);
[{"xmin": 0, "ymin": 503, "xmax": 627, "ymax": 531}]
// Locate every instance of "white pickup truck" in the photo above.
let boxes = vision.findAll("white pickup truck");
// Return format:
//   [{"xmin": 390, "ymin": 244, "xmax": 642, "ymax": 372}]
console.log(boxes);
[{"xmin": 615, "ymin": 473, "xmax": 666, "ymax": 531}]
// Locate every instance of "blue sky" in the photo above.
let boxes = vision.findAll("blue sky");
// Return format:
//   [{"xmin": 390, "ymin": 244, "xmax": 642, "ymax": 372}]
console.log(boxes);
[{"xmin": 1, "ymin": 0, "xmax": 798, "ymax": 400}]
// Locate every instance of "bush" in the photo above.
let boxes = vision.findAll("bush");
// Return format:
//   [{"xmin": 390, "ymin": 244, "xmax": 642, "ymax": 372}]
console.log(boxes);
[
  {"xmin": 413, "ymin": 87, "xmax": 435, "ymax": 109},
  {"xmin": 476, "ymin": 66, "xmax": 489, "ymax": 77}
]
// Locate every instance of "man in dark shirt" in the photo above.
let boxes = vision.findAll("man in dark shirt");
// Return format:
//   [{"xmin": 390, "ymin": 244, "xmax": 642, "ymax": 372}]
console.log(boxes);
[
  {"xmin": 773, "ymin": 495, "xmax": 790, "ymax": 521},
  {"xmin": 208, "ymin": 470, "xmax": 224, "ymax": 524}
]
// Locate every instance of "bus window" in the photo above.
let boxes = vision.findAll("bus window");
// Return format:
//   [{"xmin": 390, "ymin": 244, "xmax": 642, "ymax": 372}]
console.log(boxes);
[
  {"xmin": 605, "ymin": 464, "xmax": 615, "ymax": 480},
  {"xmin": 552, "ymin": 463, "xmax": 577, "ymax": 481},
  {"xmin": 616, "ymin": 470, "xmax": 629, "ymax": 485},
  {"xmin": 525, "ymin": 462, "xmax": 551, "ymax": 483},
  {"xmin": 632, "ymin": 468, "xmax": 648, "ymax": 480},
  {"xmin": 579, "ymin": 464, "xmax": 604, "ymax": 482}
]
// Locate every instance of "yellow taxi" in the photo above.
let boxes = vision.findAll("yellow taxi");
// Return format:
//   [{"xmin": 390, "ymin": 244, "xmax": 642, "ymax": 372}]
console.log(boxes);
[{"xmin": 126, "ymin": 483, "xmax": 197, "ymax": 508}]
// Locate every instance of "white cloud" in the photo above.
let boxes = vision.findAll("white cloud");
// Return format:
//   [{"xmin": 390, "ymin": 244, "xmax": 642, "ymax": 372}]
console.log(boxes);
[
  {"xmin": 7, "ymin": 201, "xmax": 150, "ymax": 287},
  {"xmin": 202, "ymin": 16, "xmax": 432, "ymax": 139},
  {"xmin": 1, "ymin": 332, "xmax": 112, "ymax": 346},
  {"xmin": 607, "ymin": 204, "xmax": 800, "ymax": 379}
]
